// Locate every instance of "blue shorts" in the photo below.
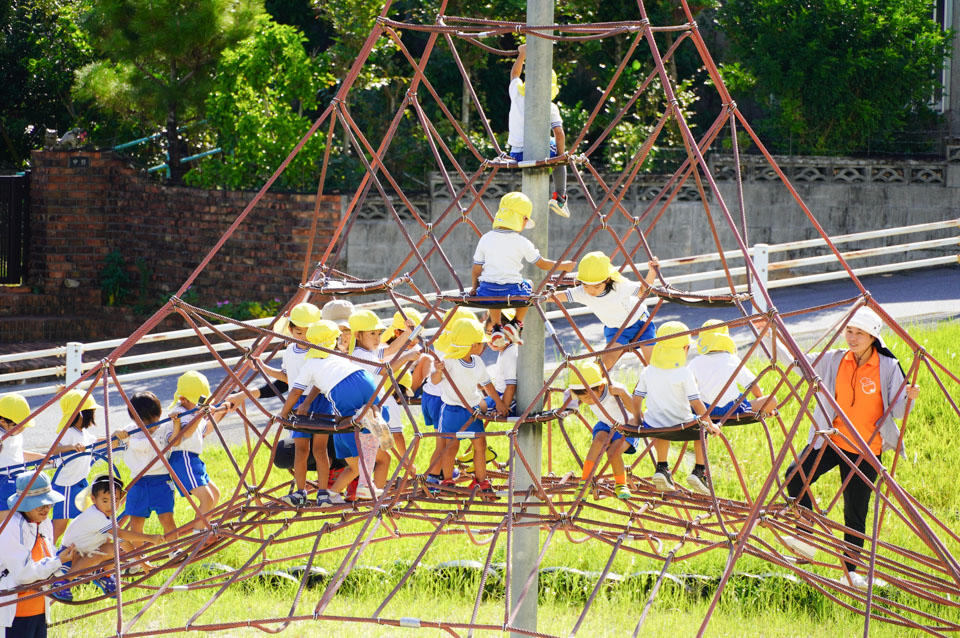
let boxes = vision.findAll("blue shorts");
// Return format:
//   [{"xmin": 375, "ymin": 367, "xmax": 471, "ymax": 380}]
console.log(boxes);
[
  {"xmin": 439, "ymin": 403, "xmax": 483, "ymax": 435},
  {"xmin": 0, "ymin": 474, "xmax": 18, "ymax": 508},
  {"xmin": 509, "ymin": 144, "xmax": 558, "ymax": 162},
  {"xmin": 603, "ymin": 316, "xmax": 656, "ymax": 346},
  {"xmin": 421, "ymin": 392, "xmax": 442, "ymax": 428},
  {"xmin": 123, "ymin": 475, "xmax": 175, "ymax": 517},
  {"xmin": 710, "ymin": 397, "xmax": 752, "ymax": 418},
  {"xmin": 482, "ymin": 393, "xmax": 518, "ymax": 417},
  {"xmin": 475, "ymin": 279, "xmax": 532, "ymax": 302},
  {"xmin": 291, "ymin": 393, "xmax": 333, "ymax": 439},
  {"xmin": 53, "ymin": 478, "xmax": 87, "ymax": 520},
  {"xmin": 169, "ymin": 451, "xmax": 210, "ymax": 496},
  {"xmin": 592, "ymin": 422, "xmax": 638, "ymax": 455}
]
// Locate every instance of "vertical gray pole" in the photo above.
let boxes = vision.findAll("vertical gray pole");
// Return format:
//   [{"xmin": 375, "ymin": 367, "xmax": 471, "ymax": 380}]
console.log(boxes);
[{"xmin": 512, "ymin": 1, "xmax": 554, "ymax": 635}]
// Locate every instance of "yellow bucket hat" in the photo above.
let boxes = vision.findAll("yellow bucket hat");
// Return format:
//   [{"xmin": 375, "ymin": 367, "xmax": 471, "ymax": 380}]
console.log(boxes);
[
  {"xmin": 493, "ymin": 191, "xmax": 535, "ymax": 232},
  {"xmin": 697, "ymin": 319, "xmax": 737, "ymax": 355},
  {"xmin": 381, "ymin": 308, "xmax": 425, "ymax": 343},
  {"xmin": 58, "ymin": 389, "xmax": 100, "ymax": 431},
  {"xmin": 650, "ymin": 321, "xmax": 693, "ymax": 370},
  {"xmin": 167, "ymin": 370, "xmax": 212, "ymax": 410},
  {"xmin": 442, "ymin": 317, "xmax": 489, "ymax": 359},
  {"xmin": 0, "ymin": 393, "xmax": 36, "ymax": 429},
  {"xmin": 517, "ymin": 70, "xmax": 560, "ymax": 100},
  {"xmin": 276, "ymin": 302, "xmax": 322, "ymax": 336},
  {"xmin": 566, "ymin": 361, "xmax": 605, "ymax": 391},
  {"xmin": 574, "ymin": 251, "xmax": 624, "ymax": 286},
  {"xmin": 349, "ymin": 309, "xmax": 387, "ymax": 333},
  {"xmin": 304, "ymin": 320, "xmax": 341, "ymax": 359}
]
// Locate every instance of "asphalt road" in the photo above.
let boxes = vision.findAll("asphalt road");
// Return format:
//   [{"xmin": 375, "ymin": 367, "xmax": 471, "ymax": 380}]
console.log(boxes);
[{"xmin": 11, "ymin": 265, "xmax": 960, "ymax": 454}]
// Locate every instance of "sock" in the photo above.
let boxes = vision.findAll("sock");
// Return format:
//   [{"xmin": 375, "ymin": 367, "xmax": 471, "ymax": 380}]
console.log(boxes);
[
  {"xmin": 554, "ymin": 165, "xmax": 567, "ymax": 199},
  {"xmin": 614, "ymin": 474, "xmax": 626, "ymax": 486},
  {"xmin": 493, "ymin": 323, "xmax": 502, "ymax": 333},
  {"xmin": 656, "ymin": 461, "xmax": 668, "ymax": 472},
  {"xmin": 694, "ymin": 464, "xmax": 705, "ymax": 473},
  {"xmin": 581, "ymin": 460, "xmax": 595, "ymax": 480}
]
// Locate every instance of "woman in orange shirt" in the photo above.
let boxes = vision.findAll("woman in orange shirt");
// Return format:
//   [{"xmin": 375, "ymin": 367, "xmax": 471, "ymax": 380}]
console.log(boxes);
[
  {"xmin": 0, "ymin": 472, "xmax": 77, "ymax": 638},
  {"xmin": 777, "ymin": 307, "xmax": 919, "ymax": 590}
]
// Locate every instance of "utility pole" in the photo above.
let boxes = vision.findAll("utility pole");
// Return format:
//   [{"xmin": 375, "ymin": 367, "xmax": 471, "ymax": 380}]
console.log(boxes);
[{"xmin": 512, "ymin": 1, "xmax": 554, "ymax": 635}]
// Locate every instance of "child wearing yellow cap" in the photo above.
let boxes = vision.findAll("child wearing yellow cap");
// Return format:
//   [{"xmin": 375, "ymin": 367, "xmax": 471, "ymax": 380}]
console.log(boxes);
[
  {"xmin": 508, "ymin": 43, "xmax": 570, "ymax": 218},
  {"xmin": 631, "ymin": 322, "xmax": 720, "ymax": 495},
  {"xmin": 432, "ymin": 317, "xmax": 509, "ymax": 494},
  {"xmin": 688, "ymin": 320, "xmax": 778, "ymax": 420},
  {"xmin": 167, "ymin": 371, "xmax": 228, "ymax": 531},
  {"xmin": 50, "ymin": 389, "xmax": 104, "ymax": 542},
  {"xmin": 0, "ymin": 394, "xmax": 44, "ymax": 519},
  {"xmin": 552, "ymin": 251, "xmax": 660, "ymax": 370},
  {"xmin": 281, "ymin": 320, "xmax": 392, "ymax": 502},
  {"xmin": 472, "ymin": 191, "xmax": 575, "ymax": 346},
  {"xmin": 562, "ymin": 362, "xmax": 640, "ymax": 499}
]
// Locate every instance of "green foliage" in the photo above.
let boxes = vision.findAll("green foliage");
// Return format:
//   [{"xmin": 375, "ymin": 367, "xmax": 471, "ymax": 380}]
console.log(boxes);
[
  {"xmin": 185, "ymin": 19, "xmax": 337, "ymax": 191},
  {"xmin": 212, "ymin": 297, "xmax": 282, "ymax": 321},
  {"xmin": 719, "ymin": 0, "xmax": 950, "ymax": 155},
  {"xmin": 73, "ymin": 0, "xmax": 262, "ymax": 183},
  {"xmin": 98, "ymin": 250, "xmax": 131, "ymax": 306}
]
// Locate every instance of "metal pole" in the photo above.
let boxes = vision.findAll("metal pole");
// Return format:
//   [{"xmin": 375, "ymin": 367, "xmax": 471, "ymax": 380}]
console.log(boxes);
[
  {"xmin": 752, "ymin": 243, "xmax": 769, "ymax": 313},
  {"xmin": 512, "ymin": 2, "xmax": 554, "ymax": 635}
]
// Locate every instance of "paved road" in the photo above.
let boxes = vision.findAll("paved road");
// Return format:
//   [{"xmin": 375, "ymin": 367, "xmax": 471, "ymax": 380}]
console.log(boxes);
[{"xmin": 11, "ymin": 265, "xmax": 960, "ymax": 454}]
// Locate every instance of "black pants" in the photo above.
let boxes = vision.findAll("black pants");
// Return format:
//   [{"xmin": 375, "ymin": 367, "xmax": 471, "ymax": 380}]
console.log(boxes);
[
  {"xmin": 6, "ymin": 613, "xmax": 46, "ymax": 638},
  {"xmin": 785, "ymin": 444, "xmax": 880, "ymax": 573}
]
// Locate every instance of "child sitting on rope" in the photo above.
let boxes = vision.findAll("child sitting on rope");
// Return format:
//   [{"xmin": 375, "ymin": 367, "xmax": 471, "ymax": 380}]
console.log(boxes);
[
  {"xmin": 52, "ymin": 474, "xmax": 169, "ymax": 602},
  {"xmin": 632, "ymin": 322, "xmax": 720, "ymax": 495},
  {"xmin": 433, "ymin": 317, "xmax": 509, "ymax": 496},
  {"xmin": 550, "ymin": 251, "xmax": 659, "ymax": 370},
  {"xmin": 167, "ymin": 371, "xmax": 228, "ymax": 531},
  {"xmin": 282, "ymin": 320, "xmax": 392, "ymax": 502},
  {"xmin": 688, "ymin": 320, "xmax": 778, "ymax": 419},
  {"xmin": 471, "ymin": 191, "xmax": 575, "ymax": 345},
  {"xmin": 509, "ymin": 43, "xmax": 569, "ymax": 218},
  {"xmin": 562, "ymin": 361, "xmax": 640, "ymax": 500}
]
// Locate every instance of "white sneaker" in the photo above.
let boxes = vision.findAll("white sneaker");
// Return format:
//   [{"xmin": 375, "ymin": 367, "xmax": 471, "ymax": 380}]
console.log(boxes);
[
  {"xmin": 355, "ymin": 485, "xmax": 382, "ymax": 500},
  {"xmin": 502, "ymin": 323, "xmax": 523, "ymax": 345},
  {"xmin": 548, "ymin": 193, "xmax": 571, "ymax": 218},
  {"xmin": 843, "ymin": 571, "xmax": 889, "ymax": 590},
  {"xmin": 651, "ymin": 470, "xmax": 674, "ymax": 492},
  {"xmin": 686, "ymin": 468, "xmax": 711, "ymax": 495},
  {"xmin": 327, "ymin": 492, "xmax": 346, "ymax": 505},
  {"xmin": 782, "ymin": 534, "xmax": 817, "ymax": 561}
]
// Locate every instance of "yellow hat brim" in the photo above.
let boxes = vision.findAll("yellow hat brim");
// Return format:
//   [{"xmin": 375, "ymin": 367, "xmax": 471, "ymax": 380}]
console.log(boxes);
[{"xmin": 697, "ymin": 333, "xmax": 737, "ymax": 355}]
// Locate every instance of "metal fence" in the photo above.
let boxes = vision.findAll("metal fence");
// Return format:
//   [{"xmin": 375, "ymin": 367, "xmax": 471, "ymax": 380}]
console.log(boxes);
[{"xmin": 0, "ymin": 174, "xmax": 30, "ymax": 284}]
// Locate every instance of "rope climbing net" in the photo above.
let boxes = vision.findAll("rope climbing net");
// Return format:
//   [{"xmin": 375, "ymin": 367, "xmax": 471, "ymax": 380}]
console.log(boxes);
[{"xmin": 2, "ymin": 1, "xmax": 959, "ymax": 636}]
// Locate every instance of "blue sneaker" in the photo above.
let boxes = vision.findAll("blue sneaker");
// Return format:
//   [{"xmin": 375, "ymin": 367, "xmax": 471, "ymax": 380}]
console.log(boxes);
[
  {"xmin": 50, "ymin": 580, "xmax": 73, "ymax": 602},
  {"xmin": 93, "ymin": 574, "xmax": 117, "ymax": 597}
]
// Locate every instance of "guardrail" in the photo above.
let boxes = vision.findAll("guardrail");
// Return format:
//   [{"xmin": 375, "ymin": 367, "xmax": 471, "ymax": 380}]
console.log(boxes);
[{"xmin": 2, "ymin": 219, "xmax": 956, "ymax": 398}]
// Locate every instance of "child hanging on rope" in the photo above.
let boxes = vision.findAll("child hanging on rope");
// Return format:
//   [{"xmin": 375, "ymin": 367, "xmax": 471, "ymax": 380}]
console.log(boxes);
[
  {"xmin": 282, "ymin": 320, "xmax": 392, "ymax": 502},
  {"xmin": 550, "ymin": 251, "xmax": 659, "ymax": 370},
  {"xmin": 688, "ymin": 320, "xmax": 777, "ymax": 419},
  {"xmin": 167, "ymin": 371, "xmax": 227, "ymax": 531},
  {"xmin": 632, "ymin": 322, "xmax": 720, "ymax": 496},
  {"xmin": 561, "ymin": 361, "xmax": 639, "ymax": 500},
  {"xmin": 509, "ymin": 43, "xmax": 569, "ymax": 218},
  {"xmin": 433, "ymin": 317, "xmax": 509, "ymax": 496},
  {"xmin": 472, "ymin": 191, "xmax": 575, "ymax": 346},
  {"xmin": 121, "ymin": 392, "xmax": 178, "ymax": 561},
  {"xmin": 483, "ymin": 309, "xmax": 519, "ymax": 417},
  {"xmin": 51, "ymin": 474, "xmax": 168, "ymax": 602},
  {"xmin": 0, "ymin": 393, "xmax": 44, "ymax": 520}
]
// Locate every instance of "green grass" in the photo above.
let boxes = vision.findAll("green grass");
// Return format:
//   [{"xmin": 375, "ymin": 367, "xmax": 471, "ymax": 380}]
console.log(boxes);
[{"xmin": 52, "ymin": 321, "xmax": 960, "ymax": 636}]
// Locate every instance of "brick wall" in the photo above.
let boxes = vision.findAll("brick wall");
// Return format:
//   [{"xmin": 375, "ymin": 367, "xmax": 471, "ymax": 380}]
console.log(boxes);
[{"xmin": 26, "ymin": 149, "xmax": 343, "ymax": 319}]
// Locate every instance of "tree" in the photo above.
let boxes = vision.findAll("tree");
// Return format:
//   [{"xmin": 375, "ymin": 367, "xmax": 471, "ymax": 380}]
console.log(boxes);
[
  {"xmin": 719, "ymin": 0, "xmax": 950, "ymax": 155},
  {"xmin": 73, "ymin": 0, "xmax": 261, "ymax": 183},
  {"xmin": 185, "ymin": 19, "xmax": 336, "ymax": 190},
  {"xmin": 0, "ymin": 0, "xmax": 94, "ymax": 169}
]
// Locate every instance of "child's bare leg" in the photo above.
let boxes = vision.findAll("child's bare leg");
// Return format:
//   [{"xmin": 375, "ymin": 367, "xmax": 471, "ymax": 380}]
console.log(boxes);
[
  {"xmin": 471, "ymin": 438, "xmax": 487, "ymax": 482},
  {"xmin": 374, "ymin": 449, "xmax": 391, "ymax": 488},
  {"xmin": 293, "ymin": 438, "xmax": 310, "ymax": 491},
  {"xmin": 127, "ymin": 516, "xmax": 147, "ymax": 549},
  {"xmin": 584, "ymin": 433, "xmax": 609, "ymax": 470},
  {"xmin": 513, "ymin": 307, "xmax": 528, "ymax": 323},
  {"xmin": 312, "ymin": 434, "xmax": 330, "ymax": 490},
  {"xmin": 694, "ymin": 440, "xmax": 707, "ymax": 465},
  {"xmin": 653, "ymin": 439, "xmax": 671, "ymax": 465},
  {"xmin": 755, "ymin": 394, "xmax": 778, "ymax": 412},
  {"xmin": 331, "ymin": 457, "xmax": 359, "ymax": 494},
  {"xmin": 640, "ymin": 344, "xmax": 654, "ymax": 366},
  {"xmin": 488, "ymin": 309, "xmax": 502, "ymax": 326},
  {"xmin": 441, "ymin": 436, "xmax": 458, "ymax": 479},
  {"xmin": 158, "ymin": 512, "xmax": 177, "ymax": 537},
  {"xmin": 600, "ymin": 348, "xmax": 622, "ymax": 372},
  {"xmin": 607, "ymin": 444, "xmax": 627, "ymax": 479},
  {"xmin": 425, "ymin": 437, "xmax": 445, "ymax": 476}
]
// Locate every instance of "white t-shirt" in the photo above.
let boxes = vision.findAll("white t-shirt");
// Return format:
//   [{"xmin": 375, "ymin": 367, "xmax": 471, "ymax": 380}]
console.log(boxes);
[
  {"xmin": 123, "ymin": 421, "xmax": 172, "ymax": 477},
  {"xmin": 440, "ymin": 356, "xmax": 491, "ymax": 409},
  {"xmin": 60, "ymin": 504, "xmax": 113, "ymax": 556},
  {"xmin": 281, "ymin": 343, "xmax": 310, "ymax": 385},
  {"xmin": 474, "ymin": 230, "xmax": 541, "ymax": 285},
  {"xmin": 0, "ymin": 431, "xmax": 24, "ymax": 469},
  {"xmin": 633, "ymin": 366, "xmax": 700, "ymax": 428},
  {"xmin": 169, "ymin": 405, "xmax": 208, "ymax": 455},
  {"xmin": 54, "ymin": 427, "xmax": 96, "ymax": 486},
  {"xmin": 422, "ymin": 349, "xmax": 442, "ymax": 397},
  {"xmin": 293, "ymin": 355, "xmax": 363, "ymax": 396},
  {"xmin": 688, "ymin": 352, "xmax": 756, "ymax": 407},
  {"xmin": 491, "ymin": 344, "xmax": 519, "ymax": 394},
  {"xmin": 351, "ymin": 346, "xmax": 385, "ymax": 376},
  {"xmin": 563, "ymin": 280, "xmax": 648, "ymax": 329},
  {"xmin": 507, "ymin": 77, "xmax": 564, "ymax": 151}
]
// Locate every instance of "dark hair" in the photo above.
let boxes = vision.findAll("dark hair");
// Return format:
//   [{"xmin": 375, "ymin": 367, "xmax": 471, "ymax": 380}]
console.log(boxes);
[
  {"xmin": 603, "ymin": 278, "xmax": 616, "ymax": 295},
  {"xmin": 71, "ymin": 408, "xmax": 96, "ymax": 430},
  {"xmin": 91, "ymin": 474, "xmax": 125, "ymax": 499},
  {"xmin": 129, "ymin": 391, "xmax": 162, "ymax": 423}
]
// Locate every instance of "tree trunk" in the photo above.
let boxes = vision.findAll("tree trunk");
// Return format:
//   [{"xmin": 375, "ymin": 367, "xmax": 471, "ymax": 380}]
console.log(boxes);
[
  {"xmin": 461, "ymin": 69, "xmax": 471, "ymax": 129},
  {"xmin": 165, "ymin": 108, "xmax": 187, "ymax": 185}
]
